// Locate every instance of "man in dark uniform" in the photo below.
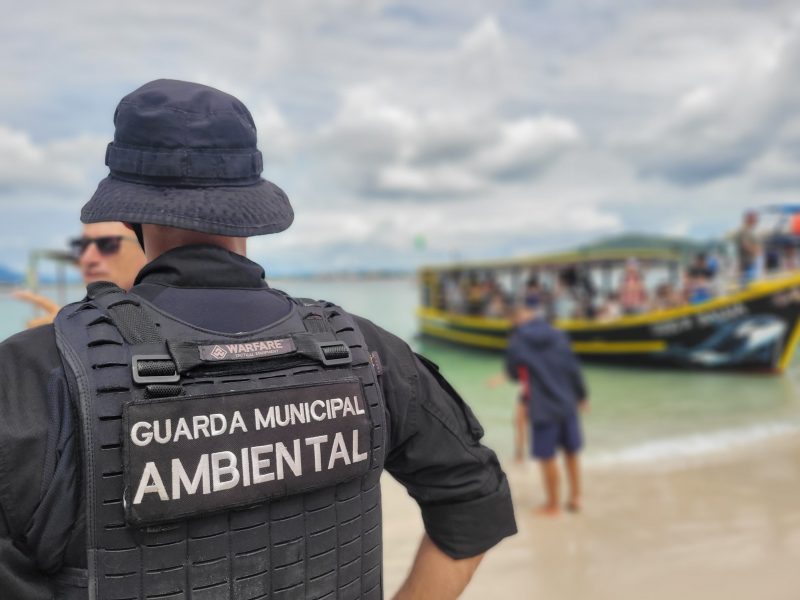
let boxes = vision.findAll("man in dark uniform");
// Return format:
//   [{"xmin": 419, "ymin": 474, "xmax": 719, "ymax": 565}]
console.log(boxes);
[
  {"xmin": 506, "ymin": 294, "xmax": 587, "ymax": 516},
  {"xmin": 0, "ymin": 80, "xmax": 516, "ymax": 599}
]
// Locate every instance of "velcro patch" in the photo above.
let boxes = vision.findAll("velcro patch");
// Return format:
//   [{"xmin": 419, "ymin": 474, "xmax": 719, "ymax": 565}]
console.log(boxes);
[
  {"xmin": 197, "ymin": 337, "xmax": 296, "ymax": 362},
  {"xmin": 123, "ymin": 378, "xmax": 371, "ymax": 525}
]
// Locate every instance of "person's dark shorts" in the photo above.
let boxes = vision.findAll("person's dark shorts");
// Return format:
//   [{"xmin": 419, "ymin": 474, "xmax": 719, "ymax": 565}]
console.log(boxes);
[{"xmin": 531, "ymin": 413, "xmax": 583, "ymax": 459}]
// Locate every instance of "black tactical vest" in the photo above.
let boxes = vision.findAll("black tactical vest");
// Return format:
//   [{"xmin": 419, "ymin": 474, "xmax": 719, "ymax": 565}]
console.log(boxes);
[{"xmin": 54, "ymin": 283, "xmax": 386, "ymax": 600}]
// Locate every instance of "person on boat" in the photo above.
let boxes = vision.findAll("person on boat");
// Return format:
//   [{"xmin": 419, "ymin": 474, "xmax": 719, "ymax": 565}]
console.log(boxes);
[
  {"xmin": 523, "ymin": 275, "xmax": 541, "ymax": 305},
  {"xmin": 505, "ymin": 293, "xmax": 589, "ymax": 516},
  {"xmin": 598, "ymin": 292, "xmax": 622, "ymax": 320},
  {"xmin": 13, "ymin": 221, "xmax": 147, "ymax": 327},
  {"xmin": 735, "ymin": 210, "xmax": 762, "ymax": 285},
  {"xmin": 553, "ymin": 271, "xmax": 579, "ymax": 320},
  {"xmin": 686, "ymin": 253, "xmax": 714, "ymax": 304},
  {"xmin": 466, "ymin": 275, "xmax": 486, "ymax": 315},
  {"xmin": 443, "ymin": 273, "xmax": 465, "ymax": 313},
  {"xmin": 619, "ymin": 258, "xmax": 648, "ymax": 314},
  {"xmin": 580, "ymin": 272, "xmax": 598, "ymax": 319},
  {"xmin": 486, "ymin": 289, "xmax": 509, "ymax": 318},
  {"xmin": 652, "ymin": 281, "xmax": 684, "ymax": 311},
  {"xmin": 525, "ymin": 275, "xmax": 555, "ymax": 321}
]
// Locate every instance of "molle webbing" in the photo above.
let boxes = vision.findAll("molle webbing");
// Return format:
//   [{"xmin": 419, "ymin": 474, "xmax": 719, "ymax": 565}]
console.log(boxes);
[
  {"xmin": 54, "ymin": 291, "xmax": 386, "ymax": 600},
  {"xmin": 85, "ymin": 281, "xmax": 161, "ymax": 344}
]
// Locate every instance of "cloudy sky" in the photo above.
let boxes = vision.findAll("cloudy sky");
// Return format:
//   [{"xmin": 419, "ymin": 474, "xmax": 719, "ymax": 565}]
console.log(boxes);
[{"xmin": 2, "ymin": 0, "xmax": 799, "ymax": 275}]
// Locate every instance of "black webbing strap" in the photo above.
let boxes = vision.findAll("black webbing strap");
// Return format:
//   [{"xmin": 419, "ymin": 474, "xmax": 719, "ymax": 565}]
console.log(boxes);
[
  {"xmin": 136, "ymin": 359, "xmax": 177, "ymax": 377},
  {"xmin": 86, "ymin": 282, "xmax": 180, "ymax": 398},
  {"xmin": 295, "ymin": 297, "xmax": 332, "ymax": 334},
  {"xmin": 132, "ymin": 353, "xmax": 182, "ymax": 398},
  {"xmin": 144, "ymin": 384, "xmax": 183, "ymax": 399},
  {"xmin": 105, "ymin": 302, "xmax": 161, "ymax": 344},
  {"xmin": 166, "ymin": 332, "xmax": 352, "ymax": 375},
  {"xmin": 293, "ymin": 334, "xmax": 352, "ymax": 366},
  {"xmin": 86, "ymin": 282, "xmax": 161, "ymax": 344}
]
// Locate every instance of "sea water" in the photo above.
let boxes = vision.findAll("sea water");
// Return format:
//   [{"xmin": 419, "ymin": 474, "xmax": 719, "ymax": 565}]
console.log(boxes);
[{"xmin": 2, "ymin": 278, "xmax": 799, "ymax": 465}]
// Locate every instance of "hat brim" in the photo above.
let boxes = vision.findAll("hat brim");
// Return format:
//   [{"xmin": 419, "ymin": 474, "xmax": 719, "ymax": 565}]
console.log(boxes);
[{"xmin": 81, "ymin": 176, "xmax": 294, "ymax": 236}]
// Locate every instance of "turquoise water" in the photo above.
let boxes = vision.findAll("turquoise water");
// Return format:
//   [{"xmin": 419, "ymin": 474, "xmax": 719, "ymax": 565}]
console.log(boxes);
[{"xmin": 3, "ymin": 278, "xmax": 799, "ymax": 463}]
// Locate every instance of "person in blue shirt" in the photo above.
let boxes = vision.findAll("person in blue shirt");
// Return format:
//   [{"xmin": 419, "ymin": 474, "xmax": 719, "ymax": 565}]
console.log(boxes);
[
  {"xmin": 505, "ymin": 294, "xmax": 589, "ymax": 515},
  {"xmin": 687, "ymin": 252, "xmax": 715, "ymax": 305}
]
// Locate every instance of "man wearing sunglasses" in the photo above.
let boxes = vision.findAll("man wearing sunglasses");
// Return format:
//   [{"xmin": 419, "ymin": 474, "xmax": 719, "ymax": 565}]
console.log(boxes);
[
  {"xmin": 0, "ymin": 80, "xmax": 515, "ymax": 600},
  {"xmin": 14, "ymin": 221, "xmax": 146, "ymax": 327},
  {"xmin": 70, "ymin": 221, "xmax": 146, "ymax": 290}
]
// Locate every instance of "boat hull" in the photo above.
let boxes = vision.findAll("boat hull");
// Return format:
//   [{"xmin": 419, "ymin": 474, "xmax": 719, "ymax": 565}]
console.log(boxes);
[{"xmin": 418, "ymin": 275, "xmax": 800, "ymax": 372}]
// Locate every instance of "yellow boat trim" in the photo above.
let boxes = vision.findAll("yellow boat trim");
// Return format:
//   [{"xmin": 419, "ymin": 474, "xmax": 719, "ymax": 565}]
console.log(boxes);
[
  {"xmin": 421, "ymin": 322, "xmax": 666, "ymax": 354},
  {"xmin": 418, "ymin": 308, "xmax": 511, "ymax": 331},
  {"xmin": 778, "ymin": 320, "xmax": 800, "ymax": 372},
  {"xmin": 571, "ymin": 340, "xmax": 666, "ymax": 353},
  {"xmin": 420, "ymin": 323, "xmax": 508, "ymax": 349},
  {"xmin": 418, "ymin": 272, "xmax": 800, "ymax": 333}
]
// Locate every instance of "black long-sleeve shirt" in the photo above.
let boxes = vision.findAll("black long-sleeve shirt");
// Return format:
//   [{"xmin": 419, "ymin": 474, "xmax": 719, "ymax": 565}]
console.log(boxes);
[{"xmin": 0, "ymin": 245, "xmax": 516, "ymax": 598}]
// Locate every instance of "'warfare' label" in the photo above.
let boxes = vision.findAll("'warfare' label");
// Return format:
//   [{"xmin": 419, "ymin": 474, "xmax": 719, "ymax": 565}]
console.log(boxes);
[
  {"xmin": 123, "ymin": 379, "xmax": 371, "ymax": 525},
  {"xmin": 197, "ymin": 337, "xmax": 296, "ymax": 361}
]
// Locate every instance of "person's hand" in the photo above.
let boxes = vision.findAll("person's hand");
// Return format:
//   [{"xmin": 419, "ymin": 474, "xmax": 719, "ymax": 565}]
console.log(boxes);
[
  {"xmin": 578, "ymin": 399, "xmax": 590, "ymax": 414},
  {"xmin": 13, "ymin": 290, "xmax": 60, "ymax": 328}
]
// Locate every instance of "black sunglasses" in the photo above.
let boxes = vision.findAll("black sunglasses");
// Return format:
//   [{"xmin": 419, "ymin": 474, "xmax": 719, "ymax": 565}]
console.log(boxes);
[{"xmin": 69, "ymin": 236, "xmax": 137, "ymax": 259}]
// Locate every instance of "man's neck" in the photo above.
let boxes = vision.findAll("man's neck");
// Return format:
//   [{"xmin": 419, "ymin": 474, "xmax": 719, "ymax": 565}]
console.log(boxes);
[{"xmin": 141, "ymin": 224, "xmax": 247, "ymax": 261}]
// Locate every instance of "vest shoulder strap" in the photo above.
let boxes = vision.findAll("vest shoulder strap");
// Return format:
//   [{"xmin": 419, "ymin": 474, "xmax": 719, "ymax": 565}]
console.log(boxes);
[{"xmin": 85, "ymin": 281, "xmax": 162, "ymax": 344}]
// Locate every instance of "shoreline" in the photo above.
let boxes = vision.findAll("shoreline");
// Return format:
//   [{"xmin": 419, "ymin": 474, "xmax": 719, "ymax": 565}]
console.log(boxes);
[{"xmin": 383, "ymin": 432, "xmax": 800, "ymax": 600}]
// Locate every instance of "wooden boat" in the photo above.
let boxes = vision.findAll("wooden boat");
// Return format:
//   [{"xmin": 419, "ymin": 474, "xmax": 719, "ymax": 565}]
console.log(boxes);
[{"xmin": 418, "ymin": 245, "xmax": 800, "ymax": 373}]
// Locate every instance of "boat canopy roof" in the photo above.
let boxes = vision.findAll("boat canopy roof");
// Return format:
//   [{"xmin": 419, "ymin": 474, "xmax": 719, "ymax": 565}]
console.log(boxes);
[{"xmin": 420, "ymin": 246, "xmax": 682, "ymax": 275}]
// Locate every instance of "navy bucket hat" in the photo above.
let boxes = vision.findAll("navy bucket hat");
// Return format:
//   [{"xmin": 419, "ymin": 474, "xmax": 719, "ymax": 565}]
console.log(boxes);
[{"xmin": 81, "ymin": 79, "xmax": 293, "ymax": 236}]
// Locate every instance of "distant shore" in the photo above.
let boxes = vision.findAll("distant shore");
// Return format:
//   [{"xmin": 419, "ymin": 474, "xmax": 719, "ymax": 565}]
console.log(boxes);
[{"xmin": 383, "ymin": 432, "xmax": 800, "ymax": 600}]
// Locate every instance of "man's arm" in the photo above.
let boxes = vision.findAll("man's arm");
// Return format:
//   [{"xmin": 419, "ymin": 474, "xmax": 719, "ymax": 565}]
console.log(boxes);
[
  {"xmin": 393, "ymin": 534, "xmax": 484, "ymax": 600},
  {"xmin": 12, "ymin": 290, "xmax": 61, "ymax": 328},
  {"xmin": 0, "ymin": 507, "xmax": 52, "ymax": 600},
  {"xmin": 0, "ymin": 326, "xmax": 67, "ymax": 598},
  {"xmin": 354, "ymin": 316, "xmax": 516, "ymax": 567}
]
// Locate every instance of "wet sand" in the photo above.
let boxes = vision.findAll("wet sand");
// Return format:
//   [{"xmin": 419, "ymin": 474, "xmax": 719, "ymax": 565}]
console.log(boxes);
[{"xmin": 382, "ymin": 434, "xmax": 800, "ymax": 600}]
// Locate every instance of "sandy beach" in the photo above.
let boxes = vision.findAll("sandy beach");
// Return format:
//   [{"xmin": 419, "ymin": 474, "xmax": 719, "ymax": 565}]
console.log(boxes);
[{"xmin": 382, "ymin": 433, "xmax": 800, "ymax": 600}]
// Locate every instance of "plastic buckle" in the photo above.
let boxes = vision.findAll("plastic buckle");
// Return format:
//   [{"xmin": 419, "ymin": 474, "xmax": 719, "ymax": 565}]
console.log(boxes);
[
  {"xmin": 131, "ymin": 354, "xmax": 180, "ymax": 384},
  {"xmin": 317, "ymin": 341, "xmax": 352, "ymax": 366}
]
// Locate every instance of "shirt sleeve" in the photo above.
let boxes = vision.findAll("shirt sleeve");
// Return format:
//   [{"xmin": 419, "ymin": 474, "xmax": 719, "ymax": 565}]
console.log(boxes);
[
  {"xmin": 0, "ymin": 325, "xmax": 79, "ymax": 596},
  {"xmin": 0, "ymin": 516, "xmax": 52, "ymax": 600},
  {"xmin": 0, "ymin": 327, "xmax": 54, "ymax": 596},
  {"xmin": 355, "ymin": 317, "xmax": 517, "ymax": 559}
]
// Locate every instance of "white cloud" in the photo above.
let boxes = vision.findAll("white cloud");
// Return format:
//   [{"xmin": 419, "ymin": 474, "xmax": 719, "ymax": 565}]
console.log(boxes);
[
  {"xmin": 613, "ymin": 13, "xmax": 800, "ymax": 186},
  {"xmin": 2, "ymin": 0, "xmax": 800, "ymax": 273},
  {"xmin": 0, "ymin": 125, "xmax": 106, "ymax": 195},
  {"xmin": 316, "ymin": 83, "xmax": 582, "ymax": 198},
  {"xmin": 251, "ymin": 100, "xmax": 298, "ymax": 162},
  {"xmin": 474, "ymin": 116, "xmax": 582, "ymax": 179}
]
